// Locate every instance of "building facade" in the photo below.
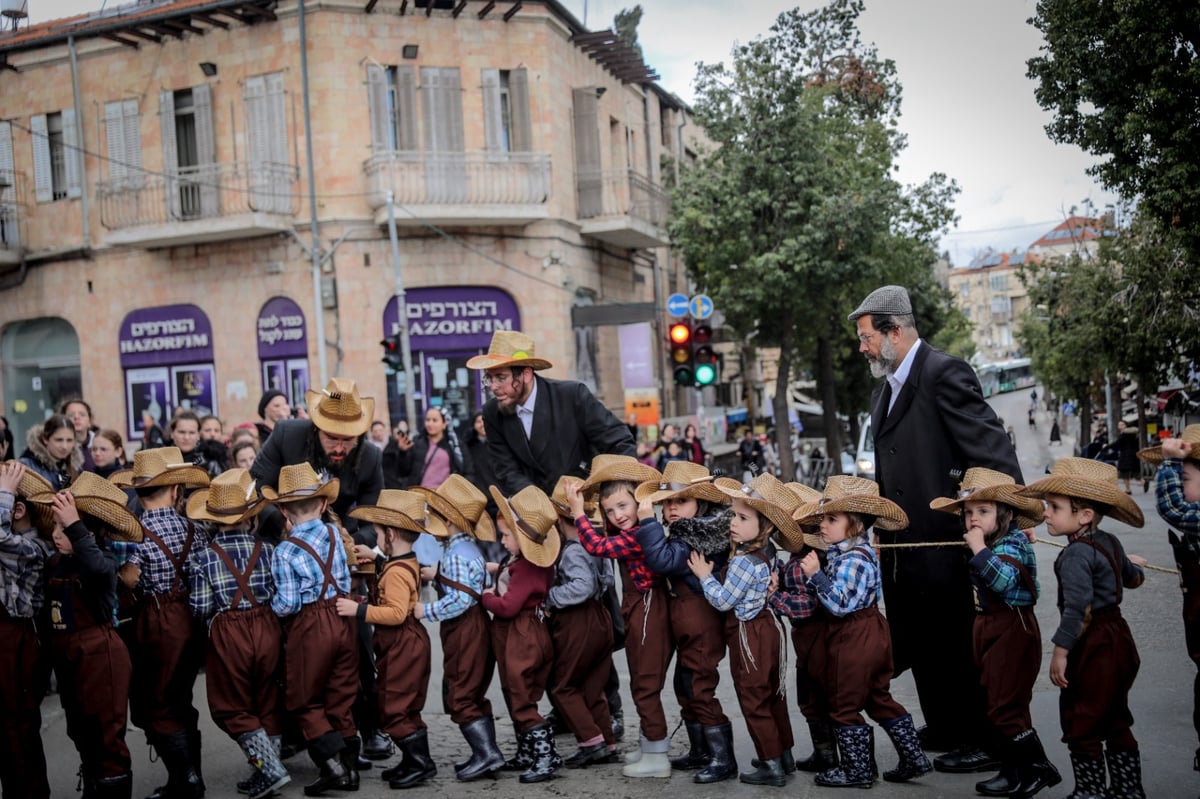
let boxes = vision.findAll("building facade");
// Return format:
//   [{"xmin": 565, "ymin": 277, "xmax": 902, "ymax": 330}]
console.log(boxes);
[
  {"xmin": 0, "ymin": 0, "xmax": 699, "ymax": 446},
  {"xmin": 947, "ymin": 250, "xmax": 1034, "ymax": 364}
]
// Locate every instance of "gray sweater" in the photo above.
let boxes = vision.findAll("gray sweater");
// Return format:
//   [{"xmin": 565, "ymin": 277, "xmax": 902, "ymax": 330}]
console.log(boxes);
[
  {"xmin": 1052, "ymin": 529, "xmax": 1144, "ymax": 651},
  {"xmin": 546, "ymin": 539, "xmax": 609, "ymax": 610}
]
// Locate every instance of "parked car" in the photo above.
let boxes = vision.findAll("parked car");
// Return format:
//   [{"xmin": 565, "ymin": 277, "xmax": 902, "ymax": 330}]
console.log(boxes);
[{"xmin": 855, "ymin": 415, "xmax": 875, "ymax": 480}]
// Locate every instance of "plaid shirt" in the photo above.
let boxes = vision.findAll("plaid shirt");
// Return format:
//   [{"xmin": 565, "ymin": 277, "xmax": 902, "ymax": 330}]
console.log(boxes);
[
  {"xmin": 422, "ymin": 533, "xmax": 486, "ymax": 623},
  {"xmin": 768, "ymin": 550, "xmax": 817, "ymax": 622},
  {"xmin": 806, "ymin": 539, "xmax": 880, "ymax": 617},
  {"xmin": 968, "ymin": 526, "xmax": 1039, "ymax": 610},
  {"xmin": 0, "ymin": 491, "xmax": 51, "ymax": 617},
  {"xmin": 576, "ymin": 515, "xmax": 658, "ymax": 594},
  {"xmin": 189, "ymin": 528, "xmax": 276, "ymax": 621},
  {"xmin": 131, "ymin": 508, "xmax": 207, "ymax": 595},
  {"xmin": 700, "ymin": 550, "xmax": 770, "ymax": 621},
  {"xmin": 271, "ymin": 519, "xmax": 350, "ymax": 617},
  {"xmin": 1156, "ymin": 459, "xmax": 1200, "ymax": 556}
]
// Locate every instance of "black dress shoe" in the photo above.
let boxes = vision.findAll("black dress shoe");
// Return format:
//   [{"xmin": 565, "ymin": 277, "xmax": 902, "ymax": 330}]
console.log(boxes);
[
  {"xmin": 564, "ymin": 742, "xmax": 615, "ymax": 769},
  {"xmin": 933, "ymin": 747, "xmax": 1001, "ymax": 774},
  {"xmin": 361, "ymin": 731, "xmax": 394, "ymax": 761},
  {"xmin": 915, "ymin": 725, "xmax": 956, "ymax": 753}
]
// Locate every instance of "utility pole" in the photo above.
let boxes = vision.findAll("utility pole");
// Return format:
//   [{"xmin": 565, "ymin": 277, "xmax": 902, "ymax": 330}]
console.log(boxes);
[{"xmin": 386, "ymin": 192, "xmax": 418, "ymax": 427}]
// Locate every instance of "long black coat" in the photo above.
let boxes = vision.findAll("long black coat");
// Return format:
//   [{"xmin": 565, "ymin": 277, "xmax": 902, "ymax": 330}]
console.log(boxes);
[{"xmin": 484, "ymin": 376, "xmax": 636, "ymax": 495}]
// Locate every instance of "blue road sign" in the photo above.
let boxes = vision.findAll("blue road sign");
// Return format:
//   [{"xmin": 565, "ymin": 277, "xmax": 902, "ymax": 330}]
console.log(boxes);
[
  {"xmin": 666, "ymin": 293, "xmax": 690, "ymax": 318},
  {"xmin": 689, "ymin": 294, "xmax": 714, "ymax": 320}
]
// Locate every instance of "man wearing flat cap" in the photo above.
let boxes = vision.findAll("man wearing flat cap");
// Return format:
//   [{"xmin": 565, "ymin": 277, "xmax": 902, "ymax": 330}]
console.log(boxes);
[{"xmin": 849, "ymin": 285, "xmax": 1020, "ymax": 774}]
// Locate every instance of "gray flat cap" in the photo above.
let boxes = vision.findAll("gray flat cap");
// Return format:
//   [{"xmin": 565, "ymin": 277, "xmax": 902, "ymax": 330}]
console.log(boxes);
[{"xmin": 847, "ymin": 285, "xmax": 912, "ymax": 321}]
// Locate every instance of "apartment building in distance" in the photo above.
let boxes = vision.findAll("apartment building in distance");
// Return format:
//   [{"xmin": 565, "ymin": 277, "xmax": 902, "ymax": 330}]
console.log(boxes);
[{"xmin": 0, "ymin": 0, "xmax": 700, "ymax": 446}]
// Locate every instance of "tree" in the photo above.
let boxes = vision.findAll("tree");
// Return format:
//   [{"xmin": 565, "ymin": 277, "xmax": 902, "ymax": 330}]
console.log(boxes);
[
  {"xmin": 668, "ymin": 0, "xmax": 957, "ymax": 478},
  {"xmin": 1027, "ymin": 2, "xmax": 1200, "ymax": 260},
  {"xmin": 613, "ymin": 6, "xmax": 643, "ymax": 58}
]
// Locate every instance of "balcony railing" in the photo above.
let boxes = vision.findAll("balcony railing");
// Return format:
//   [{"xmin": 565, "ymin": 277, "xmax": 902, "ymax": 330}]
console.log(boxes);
[
  {"xmin": 576, "ymin": 169, "xmax": 670, "ymax": 248},
  {"xmin": 98, "ymin": 161, "xmax": 299, "ymax": 231},
  {"xmin": 364, "ymin": 150, "xmax": 551, "ymax": 226},
  {"xmin": 0, "ymin": 168, "xmax": 25, "ymax": 262}
]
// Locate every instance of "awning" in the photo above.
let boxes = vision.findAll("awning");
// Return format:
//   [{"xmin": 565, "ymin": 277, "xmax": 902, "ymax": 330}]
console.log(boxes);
[
  {"xmin": 725, "ymin": 407, "xmax": 748, "ymax": 423},
  {"xmin": 1157, "ymin": 389, "xmax": 1181, "ymax": 410}
]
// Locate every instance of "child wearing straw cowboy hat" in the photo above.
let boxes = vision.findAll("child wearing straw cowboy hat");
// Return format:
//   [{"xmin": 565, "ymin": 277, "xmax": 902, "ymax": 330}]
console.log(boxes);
[
  {"xmin": 567, "ymin": 454, "xmax": 668, "ymax": 777},
  {"xmin": 929, "ymin": 468, "xmax": 1060, "ymax": 798},
  {"xmin": 633, "ymin": 460, "xmax": 738, "ymax": 784},
  {"xmin": 484, "ymin": 484, "xmax": 564, "ymax": 783},
  {"xmin": 544, "ymin": 476, "xmax": 618, "ymax": 769},
  {"xmin": 410, "ymin": 474, "xmax": 506, "ymax": 782},
  {"xmin": 1141, "ymin": 424, "xmax": 1200, "ymax": 780},
  {"xmin": 111, "ymin": 445, "xmax": 211, "ymax": 799},
  {"xmin": 186, "ymin": 468, "xmax": 288, "ymax": 799},
  {"xmin": 335, "ymin": 490, "xmax": 443, "ymax": 790},
  {"xmin": 685, "ymin": 472, "xmax": 800, "ymax": 788},
  {"xmin": 0, "ymin": 462, "xmax": 56, "ymax": 799},
  {"xmin": 1020, "ymin": 458, "xmax": 1147, "ymax": 799},
  {"xmin": 795, "ymin": 476, "xmax": 932, "ymax": 789},
  {"xmin": 32, "ymin": 472, "xmax": 144, "ymax": 799},
  {"xmin": 265, "ymin": 463, "xmax": 360, "ymax": 796}
]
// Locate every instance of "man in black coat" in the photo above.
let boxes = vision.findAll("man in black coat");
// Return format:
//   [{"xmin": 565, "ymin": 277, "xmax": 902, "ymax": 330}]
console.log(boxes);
[
  {"xmin": 467, "ymin": 330, "xmax": 636, "ymax": 495},
  {"xmin": 849, "ymin": 285, "xmax": 1021, "ymax": 774}
]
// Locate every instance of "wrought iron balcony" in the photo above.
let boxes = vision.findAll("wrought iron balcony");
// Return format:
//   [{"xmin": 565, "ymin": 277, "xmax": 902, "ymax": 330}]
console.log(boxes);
[
  {"xmin": 577, "ymin": 168, "xmax": 669, "ymax": 248},
  {"xmin": 364, "ymin": 150, "xmax": 551, "ymax": 227},
  {"xmin": 97, "ymin": 161, "xmax": 299, "ymax": 248},
  {"xmin": 0, "ymin": 168, "xmax": 25, "ymax": 267}
]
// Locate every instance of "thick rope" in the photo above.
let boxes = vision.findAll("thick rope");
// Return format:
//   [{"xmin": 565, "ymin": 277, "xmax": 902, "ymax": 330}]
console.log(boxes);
[{"xmin": 871, "ymin": 537, "xmax": 1179, "ymax": 575}]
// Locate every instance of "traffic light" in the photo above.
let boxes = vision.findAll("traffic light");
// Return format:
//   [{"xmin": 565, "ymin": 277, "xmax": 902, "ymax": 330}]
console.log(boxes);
[
  {"xmin": 693, "ymin": 322, "xmax": 717, "ymax": 386},
  {"xmin": 668, "ymin": 319, "xmax": 694, "ymax": 385},
  {"xmin": 381, "ymin": 333, "xmax": 403, "ymax": 371}
]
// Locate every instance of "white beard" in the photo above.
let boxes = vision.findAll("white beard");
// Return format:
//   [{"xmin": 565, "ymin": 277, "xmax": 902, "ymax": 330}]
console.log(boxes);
[{"xmin": 869, "ymin": 336, "xmax": 899, "ymax": 379}]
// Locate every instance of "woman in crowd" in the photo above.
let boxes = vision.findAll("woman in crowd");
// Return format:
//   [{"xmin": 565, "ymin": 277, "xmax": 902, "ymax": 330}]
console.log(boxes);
[
  {"xmin": 88, "ymin": 430, "xmax": 128, "ymax": 481},
  {"xmin": 393, "ymin": 407, "xmax": 471, "ymax": 491},
  {"xmin": 170, "ymin": 409, "xmax": 226, "ymax": 479},
  {"xmin": 61, "ymin": 399, "xmax": 100, "ymax": 473},
  {"xmin": 19, "ymin": 414, "xmax": 81, "ymax": 491},
  {"xmin": 682, "ymin": 424, "xmax": 708, "ymax": 466}
]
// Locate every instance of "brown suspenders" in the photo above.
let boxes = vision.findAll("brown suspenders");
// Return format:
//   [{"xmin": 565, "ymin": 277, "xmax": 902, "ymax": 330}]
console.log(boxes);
[{"xmin": 209, "ymin": 540, "xmax": 264, "ymax": 610}]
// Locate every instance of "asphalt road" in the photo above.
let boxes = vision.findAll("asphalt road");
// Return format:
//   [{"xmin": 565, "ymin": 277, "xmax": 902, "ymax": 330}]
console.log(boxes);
[{"xmin": 37, "ymin": 386, "xmax": 1198, "ymax": 798}]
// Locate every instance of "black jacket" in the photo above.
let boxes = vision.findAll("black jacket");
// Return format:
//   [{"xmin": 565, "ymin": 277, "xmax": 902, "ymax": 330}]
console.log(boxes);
[{"xmin": 392, "ymin": 433, "xmax": 471, "ymax": 489}]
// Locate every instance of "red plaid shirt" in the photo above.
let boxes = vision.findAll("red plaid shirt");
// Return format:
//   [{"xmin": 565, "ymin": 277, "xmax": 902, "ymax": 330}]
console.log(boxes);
[{"xmin": 575, "ymin": 515, "xmax": 659, "ymax": 594}]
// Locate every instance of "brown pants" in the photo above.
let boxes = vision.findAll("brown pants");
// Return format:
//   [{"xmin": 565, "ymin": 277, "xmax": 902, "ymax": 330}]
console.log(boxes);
[
  {"xmin": 1169, "ymin": 530, "xmax": 1200, "ymax": 742},
  {"xmin": 550, "ymin": 599, "xmax": 614, "ymax": 743},
  {"xmin": 52, "ymin": 624, "xmax": 132, "ymax": 779},
  {"xmin": 376, "ymin": 616, "xmax": 430, "ymax": 739},
  {"xmin": 1061, "ymin": 608, "xmax": 1139, "ymax": 758},
  {"xmin": 0, "ymin": 617, "xmax": 49, "ymax": 798},
  {"xmin": 441, "ymin": 603, "xmax": 494, "ymax": 725},
  {"xmin": 496, "ymin": 608, "xmax": 553, "ymax": 732},
  {"xmin": 132, "ymin": 593, "xmax": 201, "ymax": 738},
  {"xmin": 669, "ymin": 587, "xmax": 727, "ymax": 726},
  {"xmin": 824, "ymin": 607, "xmax": 907, "ymax": 727},
  {"xmin": 283, "ymin": 598, "xmax": 359, "ymax": 744},
  {"xmin": 207, "ymin": 605, "xmax": 282, "ymax": 738},
  {"xmin": 792, "ymin": 615, "xmax": 831, "ymax": 722},
  {"xmin": 725, "ymin": 612, "xmax": 792, "ymax": 760},
  {"xmin": 974, "ymin": 606, "xmax": 1040, "ymax": 735},
  {"xmin": 622, "ymin": 587, "xmax": 672, "ymax": 740}
]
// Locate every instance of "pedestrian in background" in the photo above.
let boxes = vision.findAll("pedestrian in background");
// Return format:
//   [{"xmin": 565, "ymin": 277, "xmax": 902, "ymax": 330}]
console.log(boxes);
[
  {"xmin": 20, "ymin": 414, "xmax": 81, "ymax": 492},
  {"xmin": 1050, "ymin": 418, "xmax": 1062, "ymax": 446}
]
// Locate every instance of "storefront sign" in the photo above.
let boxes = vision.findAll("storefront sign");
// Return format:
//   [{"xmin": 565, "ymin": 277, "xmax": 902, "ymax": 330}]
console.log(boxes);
[
  {"xmin": 118, "ymin": 304, "xmax": 214, "ymax": 368},
  {"xmin": 257, "ymin": 297, "xmax": 308, "ymax": 359},
  {"xmin": 383, "ymin": 286, "xmax": 520, "ymax": 350}
]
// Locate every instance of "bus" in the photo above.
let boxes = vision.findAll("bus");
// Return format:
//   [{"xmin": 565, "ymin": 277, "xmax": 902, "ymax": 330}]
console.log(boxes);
[{"xmin": 977, "ymin": 358, "xmax": 1034, "ymax": 397}]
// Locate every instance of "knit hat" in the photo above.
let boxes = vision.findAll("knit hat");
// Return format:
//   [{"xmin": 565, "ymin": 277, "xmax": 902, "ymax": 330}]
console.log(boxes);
[
  {"xmin": 257, "ymin": 389, "xmax": 288, "ymax": 421},
  {"xmin": 929, "ymin": 467, "xmax": 1045, "ymax": 531},
  {"xmin": 847, "ymin": 285, "xmax": 913, "ymax": 321},
  {"xmin": 1019, "ymin": 457, "xmax": 1144, "ymax": 528}
]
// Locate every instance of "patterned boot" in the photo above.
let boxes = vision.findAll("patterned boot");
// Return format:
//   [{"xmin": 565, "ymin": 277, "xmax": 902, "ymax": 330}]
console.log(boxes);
[
  {"xmin": 237, "ymin": 728, "xmax": 290, "ymax": 799},
  {"xmin": 519, "ymin": 724, "xmax": 563, "ymax": 784},
  {"xmin": 815, "ymin": 725, "xmax": 874, "ymax": 788},
  {"xmin": 880, "ymin": 714, "xmax": 933, "ymax": 783},
  {"xmin": 1104, "ymin": 749, "xmax": 1145, "ymax": 799},
  {"xmin": 1065, "ymin": 752, "xmax": 1108, "ymax": 799},
  {"xmin": 502, "ymin": 725, "xmax": 536, "ymax": 772}
]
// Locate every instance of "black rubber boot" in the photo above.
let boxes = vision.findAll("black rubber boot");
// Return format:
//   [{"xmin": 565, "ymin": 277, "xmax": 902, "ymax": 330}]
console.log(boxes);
[
  {"xmin": 95, "ymin": 773, "xmax": 132, "ymax": 799},
  {"xmin": 738, "ymin": 756, "xmax": 786, "ymax": 787},
  {"xmin": 976, "ymin": 732, "xmax": 1020, "ymax": 796},
  {"xmin": 694, "ymin": 723, "xmax": 738, "ymax": 784},
  {"xmin": 794, "ymin": 721, "xmax": 838, "ymax": 773},
  {"xmin": 303, "ymin": 733, "xmax": 351, "ymax": 797},
  {"xmin": 1009, "ymin": 729, "xmax": 1061, "ymax": 799},
  {"xmin": 456, "ymin": 717, "xmax": 506, "ymax": 781},
  {"xmin": 339, "ymin": 737, "xmax": 360, "ymax": 791},
  {"xmin": 360, "ymin": 730, "xmax": 393, "ymax": 762},
  {"xmin": 145, "ymin": 731, "xmax": 204, "ymax": 799},
  {"xmin": 187, "ymin": 729, "xmax": 205, "ymax": 795},
  {"xmin": 671, "ymin": 719, "xmax": 710, "ymax": 770},
  {"xmin": 389, "ymin": 729, "xmax": 437, "ymax": 789}
]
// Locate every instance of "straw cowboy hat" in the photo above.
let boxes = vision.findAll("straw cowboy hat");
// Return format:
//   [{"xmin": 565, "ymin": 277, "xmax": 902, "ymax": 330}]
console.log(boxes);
[
  {"xmin": 929, "ymin": 467, "xmax": 1046, "ymax": 531},
  {"xmin": 349, "ymin": 489, "xmax": 448, "ymax": 538},
  {"xmin": 716, "ymin": 472, "xmax": 812, "ymax": 552},
  {"xmin": 579, "ymin": 454, "xmax": 662, "ymax": 498},
  {"xmin": 489, "ymin": 485, "xmax": 562, "ymax": 568},
  {"xmin": 109, "ymin": 446, "xmax": 211, "ymax": 489},
  {"xmin": 794, "ymin": 475, "xmax": 910, "ymax": 531},
  {"xmin": 550, "ymin": 475, "xmax": 597, "ymax": 521},
  {"xmin": 785, "ymin": 482, "xmax": 823, "ymax": 506},
  {"xmin": 261, "ymin": 462, "xmax": 340, "ymax": 505},
  {"xmin": 1138, "ymin": 424, "xmax": 1200, "ymax": 464},
  {"xmin": 1019, "ymin": 457, "xmax": 1145, "ymax": 528},
  {"xmin": 634, "ymin": 460, "xmax": 728, "ymax": 505},
  {"xmin": 465, "ymin": 330, "xmax": 553, "ymax": 371},
  {"xmin": 11, "ymin": 463, "xmax": 56, "ymax": 539},
  {"xmin": 305, "ymin": 377, "xmax": 375, "ymax": 438},
  {"xmin": 185, "ymin": 468, "xmax": 265, "ymax": 526},
  {"xmin": 31, "ymin": 471, "xmax": 143, "ymax": 543},
  {"xmin": 412, "ymin": 474, "xmax": 496, "ymax": 541}
]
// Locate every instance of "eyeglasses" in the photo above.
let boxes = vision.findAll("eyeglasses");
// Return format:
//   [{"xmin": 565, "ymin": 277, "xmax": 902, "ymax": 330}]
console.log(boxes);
[
  {"xmin": 483, "ymin": 371, "xmax": 514, "ymax": 387},
  {"xmin": 856, "ymin": 327, "xmax": 893, "ymax": 344}
]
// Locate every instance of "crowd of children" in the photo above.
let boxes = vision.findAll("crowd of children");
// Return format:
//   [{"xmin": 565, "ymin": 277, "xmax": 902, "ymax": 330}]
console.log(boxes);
[{"xmin": 0, "ymin": 435, "xmax": 1182, "ymax": 799}]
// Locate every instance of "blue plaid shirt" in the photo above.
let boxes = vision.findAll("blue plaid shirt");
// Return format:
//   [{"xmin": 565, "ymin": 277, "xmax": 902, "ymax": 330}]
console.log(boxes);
[
  {"xmin": 271, "ymin": 519, "xmax": 350, "ymax": 617},
  {"xmin": 768, "ymin": 550, "xmax": 817, "ymax": 622},
  {"xmin": 422, "ymin": 533, "xmax": 486, "ymax": 623},
  {"xmin": 968, "ymin": 526, "xmax": 1039, "ymax": 610},
  {"xmin": 1156, "ymin": 459, "xmax": 1200, "ymax": 556},
  {"xmin": 130, "ymin": 508, "xmax": 207, "ymax": 595},
  {"xmin": 189, "ymin": 528, "xmax": 276, "ymax": 621},
  {"xmin": 806, "ymin": 539, "xmax": 880, "ymax": 617},
  {"xmin": 0, "ymin": 490, "xmax": 50, "ymax": 617},
  {"xmin": 699, "ymin": 549, "xmax": 770, "ymax": 621}
]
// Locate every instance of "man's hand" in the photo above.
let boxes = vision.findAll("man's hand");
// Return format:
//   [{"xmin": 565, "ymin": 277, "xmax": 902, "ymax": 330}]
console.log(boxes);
[
  {"xmin": 51, "ymin": 491, "xmax": 81, "ymax": 529},
  {"xmin": 564, "ymin": 479, "xmax": 586, "ymax": 518},
  {"xmin": 0, "ymin": 460, "xmax": 25, "ymax": 495},
  {"xmin": 800, "ymin": 551, "xmax": 821, "ymax": 578},
  {"xmin": 687, "ymin": 550, "xmax": 712, "ymax": 579},
  {"xmin": 335, "ymin": 597, "xmax": 360, "ymax": 617},
  {"xmin": 1049, "ymin": 646, "xmax": 1069, "ymax": 688}
]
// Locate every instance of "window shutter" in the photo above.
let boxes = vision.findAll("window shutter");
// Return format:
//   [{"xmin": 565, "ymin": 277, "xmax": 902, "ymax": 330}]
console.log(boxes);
[
  {"xmin": 509, "ymin": 68, "xmax": 532, "ymax": 153},
  {"xmin": 62, "ymin": 107, "xmax": 82, "ymax": 198},
  {"xmin": 445, "ymin": 68, "xmax": 465, "ymax": 153},
  {"xmin": 481, "ymin": 68, "xmax": 502, "ymax": 153},
  {"xmin": 192, "ymin": 84, "xmax": 218, "ymax": 216},
  {"xmin": 394, "ymin": 65, "xmax": 418, "ymax": 151},
  {"xmin": 366, "ymin": 63, "xmax": 390, "ymax": 152},
  {"xmin": 159, "ymin": 90, "xmax": 180, "ymax": 218},
  {"xmin": 265, "ymin": 72, "xmax": 288, "ymax": 212},
  {"xmin": 122, "ymin": 100, "xmax": 143, "ymax": 187},
  {"xmin": 244, "ymin": 75, "xmax": 268, "ymax": 211},
  {"xmin": 105, "ymin": 101, "xmax": 126, "ymax": 182},
  {"xmin": 31, "ymin": 114, "xmax": 52, "ymax": 203},
  {"xmin": 573, "ymin": 88, "xmax": 602, "ymax": 218},
  {"xmin": 0, "ymin": 121, "xmax": 16, "ymax": 248}
]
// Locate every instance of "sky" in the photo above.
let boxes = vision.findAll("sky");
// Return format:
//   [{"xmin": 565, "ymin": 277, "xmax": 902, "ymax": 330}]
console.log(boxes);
[{"xmin": 26, "ymin": 0, "xmax": 1120, "ymax": 267}]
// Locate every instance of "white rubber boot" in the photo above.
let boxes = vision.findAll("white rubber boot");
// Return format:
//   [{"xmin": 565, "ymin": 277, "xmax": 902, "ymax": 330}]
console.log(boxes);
[{"xmin": 622, "ymin": 737, "xmax": 671, "ymax": 778}]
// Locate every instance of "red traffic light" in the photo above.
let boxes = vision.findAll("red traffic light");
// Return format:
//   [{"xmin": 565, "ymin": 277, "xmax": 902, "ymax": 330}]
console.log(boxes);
[{"xmin": 669, "ymin": 322, "xmax": 692, "ymax": 345}]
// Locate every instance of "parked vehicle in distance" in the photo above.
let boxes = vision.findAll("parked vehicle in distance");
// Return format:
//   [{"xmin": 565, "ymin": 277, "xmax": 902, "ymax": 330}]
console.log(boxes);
[
  {"xmin": 855, "ymin": 414, "xmax": 875, "ymax": 480},
  {"xmin": 977, "ymin": 357, "xmax": 1035, "ymax": 398}
]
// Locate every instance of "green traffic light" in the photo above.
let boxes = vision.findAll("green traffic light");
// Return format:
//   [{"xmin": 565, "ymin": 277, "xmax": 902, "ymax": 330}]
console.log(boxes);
[{"xmin": 694, "ymin": 363, "xmax": 717, "ymax": 386}]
